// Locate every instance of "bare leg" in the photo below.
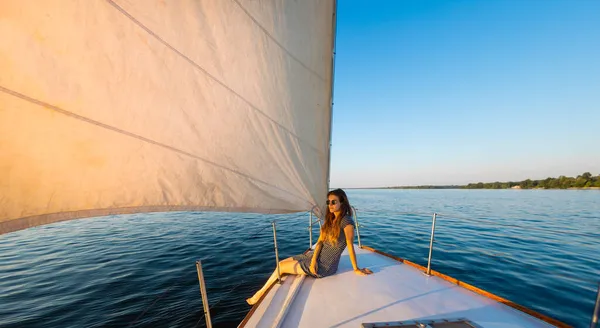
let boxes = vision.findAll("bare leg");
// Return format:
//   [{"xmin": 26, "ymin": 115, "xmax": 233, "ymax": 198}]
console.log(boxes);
[{"xmin": 246, "ymin": 257, "xmax": 305, "ymax": 305}]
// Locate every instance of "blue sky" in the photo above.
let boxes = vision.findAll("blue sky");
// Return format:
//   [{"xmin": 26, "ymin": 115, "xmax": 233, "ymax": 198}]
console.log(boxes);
[{"xmin": 329, "ymin": 0, "xmax": 600, "ymax": 188}]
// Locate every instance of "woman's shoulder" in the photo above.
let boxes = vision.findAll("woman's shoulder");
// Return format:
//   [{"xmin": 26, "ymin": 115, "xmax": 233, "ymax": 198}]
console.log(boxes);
[{"xmin": 341, "ymin": 214, "xmax": 355, "ymax": 228}]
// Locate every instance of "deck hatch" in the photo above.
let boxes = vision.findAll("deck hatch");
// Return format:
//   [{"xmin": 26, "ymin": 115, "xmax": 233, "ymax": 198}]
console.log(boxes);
[{"xmin": 362, "ymin": 318, "xmax": 483, "ymax": 328}]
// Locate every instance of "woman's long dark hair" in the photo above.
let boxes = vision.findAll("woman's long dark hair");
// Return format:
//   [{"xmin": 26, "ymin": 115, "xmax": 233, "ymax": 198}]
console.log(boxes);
[{"xmin": 321, "ymin": 189, "xmax": 353, "ymax": 245}]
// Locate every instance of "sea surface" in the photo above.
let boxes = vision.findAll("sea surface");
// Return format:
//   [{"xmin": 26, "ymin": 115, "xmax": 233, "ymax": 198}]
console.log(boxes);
[{"xmin": 1, "ymin": 190, "xmax": 599, "ymax": 327}]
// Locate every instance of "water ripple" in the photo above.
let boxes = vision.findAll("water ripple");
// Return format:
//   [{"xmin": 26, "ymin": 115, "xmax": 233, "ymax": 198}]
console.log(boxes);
[{"xmin": 0, "ymin": 190, "xmax": 598, "ymax": 327}]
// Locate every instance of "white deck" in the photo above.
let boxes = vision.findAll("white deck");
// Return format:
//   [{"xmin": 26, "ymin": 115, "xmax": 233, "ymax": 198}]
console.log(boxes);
[{"xmin": 241, "ymin": 245, "xmax": 556, "ymax": 328}]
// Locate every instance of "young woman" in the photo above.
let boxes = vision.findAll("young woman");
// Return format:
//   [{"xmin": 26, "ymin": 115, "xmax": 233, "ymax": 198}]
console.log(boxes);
[{"xmin": 246, "ymin": 188, "xmax": 372, "ymax": 305}]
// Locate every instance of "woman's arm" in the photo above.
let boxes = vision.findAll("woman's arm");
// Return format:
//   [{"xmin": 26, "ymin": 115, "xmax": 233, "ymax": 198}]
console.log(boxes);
[
  {"xmin": 344, "ymin": 225, "xmax": 373, "ymax": 276},
  {"xmin": 310, "ymin": 235, "xmax": 324, "ymax": 274}
]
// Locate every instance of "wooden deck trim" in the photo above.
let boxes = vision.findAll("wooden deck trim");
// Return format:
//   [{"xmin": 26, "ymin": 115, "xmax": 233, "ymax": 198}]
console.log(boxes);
[{"xmin": 360, "ymin": 245, "xmax": 572, "ymax": 328}]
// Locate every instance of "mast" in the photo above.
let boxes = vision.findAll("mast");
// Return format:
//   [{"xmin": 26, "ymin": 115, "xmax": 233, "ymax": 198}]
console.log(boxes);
[{"xmin": 326, "ymin": 0, "xmax": 339, "ymax": 195}]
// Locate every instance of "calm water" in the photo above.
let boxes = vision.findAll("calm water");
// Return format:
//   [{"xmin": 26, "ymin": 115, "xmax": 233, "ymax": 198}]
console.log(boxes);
[{"xmin": 1, "ymin": 190, "xmax": 599, "ymax": 327}]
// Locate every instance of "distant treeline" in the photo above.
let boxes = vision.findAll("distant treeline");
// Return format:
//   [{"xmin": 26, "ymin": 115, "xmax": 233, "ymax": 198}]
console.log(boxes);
[
  {"xmin": 463, "ymin": 172, "xmax": 600, "ymax": 189},
  {"xmin": 390, "ymin": 185, "xmax": 461, "ymax": 189},
  {"xmin": 388, "ymin": 172, "xmax": 600, "ymax": 189}
]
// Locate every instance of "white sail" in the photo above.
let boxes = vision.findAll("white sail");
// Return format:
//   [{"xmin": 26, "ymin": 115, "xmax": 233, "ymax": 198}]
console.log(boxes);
[{"xmin": 0, "ymin": 0, "xmax": 336, "ymax": 234}]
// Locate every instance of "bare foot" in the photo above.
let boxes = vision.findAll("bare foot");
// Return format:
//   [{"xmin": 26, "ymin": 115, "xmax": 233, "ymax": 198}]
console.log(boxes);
[{"xmin": 246, "ymin": 296, "xmax": 258, "ymax": 305}]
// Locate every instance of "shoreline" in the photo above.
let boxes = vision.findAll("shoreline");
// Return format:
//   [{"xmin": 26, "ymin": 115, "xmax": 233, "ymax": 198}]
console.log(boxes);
[
  {"xmin": 344, "ymin": 187, "xmax": 600, "ymax": 190},
  {"xmin": 344, "ymin": 172, "xmax": 600, "ymax": 191},
  {"xmin": 389, "ymin": 187, "xmax": 600, "ymax": 190}
]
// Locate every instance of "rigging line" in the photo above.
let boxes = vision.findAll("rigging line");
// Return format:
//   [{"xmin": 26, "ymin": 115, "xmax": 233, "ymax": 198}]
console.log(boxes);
[
  {"xmin": 217, "ymin": 217, "xmax": 276, "ymax": 250},
  {"xmin": 433, "ymin": 241, "xmax": 599, "ymax": 285},
  {"xmin": 245, "ymin": 213, "xmax": 307, "ymax": 241},
  {"xmin": 103, "ymin": 0, "xmax": 325, "ymax": 157},
  {"xmin": 207, "ymin": 213, "xmax": 309, "ymax": 256},
  {"xmin": 434, "ymin": 230, "xmax": 569, "ymax": 247},
  {"xmin": 272, "ymin": 211, "xmax": 312, "ymax": 222},
  {"xmin": 191, "ymin": 212, "xmax": 317, "ymax": 327},
  {"xmin": 352, "ymin": 212, "xmax": 564, "ymax": 240},
  {"xmin": 436, "ymin": 214, "xmax": 597, "ymax": 239},
  {"xmin": 362, "ymin": 222, "xmax": 552, "ymax": 245},
  {"xmin": 232, "ymin": 0, "xmax": 328, "ymax": 83},
  {"xmin": 127, "ymin": 283, "xmax": 183, "ymax": 327},
  {"xmin": 0, "ymin": 85, "xmax": 310, "ymax": 206},
  {"xmin": 356, "ymin": 209, "xmax": 434, "ymax": 218},
  {"xmin": 434, "ymin": 240, "xmax": 511, "ymax": 258},
  {"xmin": 243, "ymin": 224, "xmax": 272, "ymax": 242},
  {"xmin": 193, "ymin": 278, "xmax": 254, "ymax": 328},
  {"xmin": 193, "ymin": 238, "xmax": 307, "ymax": 328},
  {"xmin": 182, "ymin": 223, "xmax": 287, "ymax": 327},
  {"xmin": 438, "ymin": 211, "xmax": 600, "ymax": 223},
  {"xmin": 352, "ymin": 209, "xmax": 597, "ymax": 239},
  {"xmin": 438, "ymin": 228, "xmax": 599, "ymax": 249},
  {"xmin": 128, "ymin": 212, "xmax": 308, "ymax": 327}
]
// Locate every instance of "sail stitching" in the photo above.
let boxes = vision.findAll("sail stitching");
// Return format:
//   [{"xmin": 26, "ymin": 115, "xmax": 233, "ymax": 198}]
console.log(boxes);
[
  {"xmin": 0, "ymin": 85, "xmax": 310, "ymax": 205},
  {"xmin": 232, "ymin": 0, "xmax": 328, "ymax": 82},
  {"xmin": 104, "ymin": 0, "xmax": 325, "ymax": 157}
]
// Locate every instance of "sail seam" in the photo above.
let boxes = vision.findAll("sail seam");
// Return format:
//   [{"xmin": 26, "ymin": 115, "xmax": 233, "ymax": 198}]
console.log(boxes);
[
  {"xmin": 232, "ymin": 0, "xmax": 328, "ymax": 82},
  {"xmin": 104, "ymin": 0, "xmax": 325, "ymax": 157},
  {"xmin": 0, "ymin": 85, "xmax": 311, "ymax": 206}
]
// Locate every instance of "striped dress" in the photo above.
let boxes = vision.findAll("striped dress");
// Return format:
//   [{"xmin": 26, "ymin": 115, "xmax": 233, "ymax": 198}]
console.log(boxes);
[{"xmin": 293, "ymin": 215, "xmax": 355, "ymax": 278}]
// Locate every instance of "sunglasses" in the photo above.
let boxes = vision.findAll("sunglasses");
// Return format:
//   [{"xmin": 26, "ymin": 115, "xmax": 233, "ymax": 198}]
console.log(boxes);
[{"xmin": 326, "ymin": 200, "xmax": 340, "ymax": 206}]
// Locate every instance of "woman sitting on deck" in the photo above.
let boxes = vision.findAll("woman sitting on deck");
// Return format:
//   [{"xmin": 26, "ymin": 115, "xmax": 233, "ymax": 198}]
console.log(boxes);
[{"xmin": 246, "ymin": 188, "xmax": 373, "ymax": 305}]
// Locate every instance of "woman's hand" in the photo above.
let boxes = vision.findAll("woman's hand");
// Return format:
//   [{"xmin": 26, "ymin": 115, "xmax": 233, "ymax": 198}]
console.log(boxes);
[
  {"xmin": 353, "ymin": 268, "xmax": 373, "ymax": 276},
  {"xmin": 310, "ymin": 261, "xmax": 318, "ymax": 275}
]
